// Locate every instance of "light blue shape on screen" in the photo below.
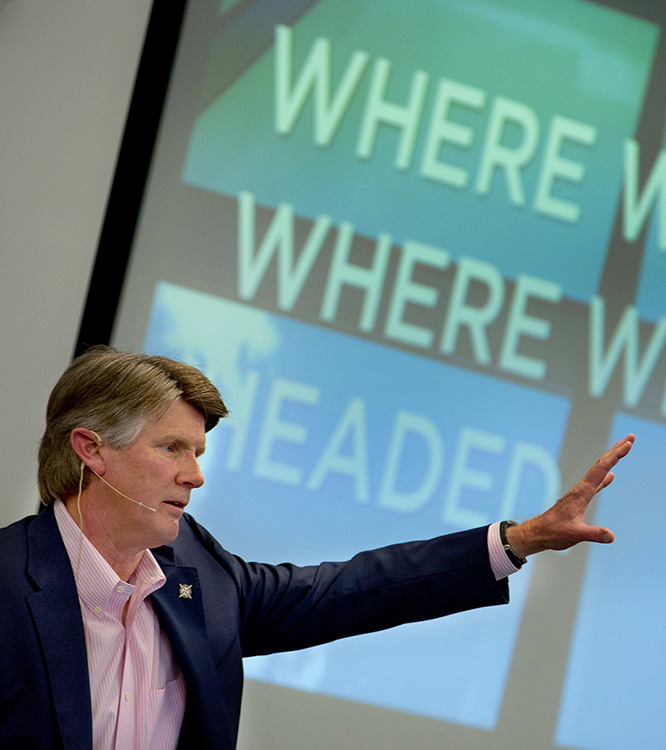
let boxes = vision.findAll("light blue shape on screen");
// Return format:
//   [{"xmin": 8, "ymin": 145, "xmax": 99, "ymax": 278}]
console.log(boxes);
[
  {"xmin": 143, "ymin": 281, "xmax": 571, "ymax": 729},
  {"xmin": 555, "ymin": 413, "xmax": 666, "ymax": 749},
  {"xmin": 182, "ymin": 0, "xmax": 657, "ymax": 303}
]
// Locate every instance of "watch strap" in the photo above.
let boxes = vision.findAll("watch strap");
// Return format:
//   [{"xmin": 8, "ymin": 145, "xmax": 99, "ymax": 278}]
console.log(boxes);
[{"xmin": 499, "ymin": 520, "xmax": 528, "ymax": 568}]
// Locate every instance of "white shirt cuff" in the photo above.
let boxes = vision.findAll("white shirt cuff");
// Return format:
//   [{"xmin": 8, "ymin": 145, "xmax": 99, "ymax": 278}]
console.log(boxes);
[{"xmin": 488, "ymin": 521, "xmax": 522, "ymax": 580}]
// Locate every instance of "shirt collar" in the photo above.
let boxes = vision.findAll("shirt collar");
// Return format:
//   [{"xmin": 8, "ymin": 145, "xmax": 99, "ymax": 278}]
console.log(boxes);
[{"xmin": 54, "ymin": 498, "xmax": 166, "ymax": 615}]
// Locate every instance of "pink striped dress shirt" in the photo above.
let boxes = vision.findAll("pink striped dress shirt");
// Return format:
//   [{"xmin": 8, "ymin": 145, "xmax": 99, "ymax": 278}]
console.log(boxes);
[{"xmin": 54, "ymin": 500, "xmax": 186, "ymax": 750}]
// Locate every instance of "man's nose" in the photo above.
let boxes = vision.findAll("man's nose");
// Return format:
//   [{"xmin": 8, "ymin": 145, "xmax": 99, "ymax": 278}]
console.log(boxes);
[{"xmin": 180, "ymin": 455, "xmax": 205, "ymax": 488}]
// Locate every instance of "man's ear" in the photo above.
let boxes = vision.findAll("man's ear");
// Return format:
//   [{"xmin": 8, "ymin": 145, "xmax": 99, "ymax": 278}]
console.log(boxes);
[{"xmin": 70, "ymin": 428, "xmax": 106, "ymax": 475}]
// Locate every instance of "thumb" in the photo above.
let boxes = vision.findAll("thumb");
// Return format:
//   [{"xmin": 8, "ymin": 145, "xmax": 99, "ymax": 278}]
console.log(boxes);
[{"xmin": 586, "ymin": 526, "xmax": 614, "ymax": 544}]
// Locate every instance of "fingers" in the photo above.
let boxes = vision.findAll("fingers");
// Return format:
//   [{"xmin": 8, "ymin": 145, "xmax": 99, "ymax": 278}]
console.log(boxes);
[
  {"xmin": 597, "ymin": 472, "xmax": 614, "ymax": 493},
  {"xmin": 609, "ymin": 434, "xmax": 635, "ymax": 462},
  {"xmin": 585, "ymin": 434, "xmax": 635, "ymax": 489}
]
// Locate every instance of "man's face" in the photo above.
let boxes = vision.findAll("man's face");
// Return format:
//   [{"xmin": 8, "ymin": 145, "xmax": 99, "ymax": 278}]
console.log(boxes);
[{"xmin": 92, "ymin": 399, "xmax": 207, "ymax": 553}]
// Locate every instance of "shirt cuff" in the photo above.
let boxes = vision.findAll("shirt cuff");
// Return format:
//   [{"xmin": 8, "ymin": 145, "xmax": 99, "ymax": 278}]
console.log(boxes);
[{"xmin": 488, "ymin": 521, "xmax": 522, "ymax": 580}]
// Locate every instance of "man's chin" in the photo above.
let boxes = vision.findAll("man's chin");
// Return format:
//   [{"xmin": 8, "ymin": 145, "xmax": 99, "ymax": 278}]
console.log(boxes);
[{"xmin": 150, "ymin": 519, "xmax": 181, "ymax": 549}]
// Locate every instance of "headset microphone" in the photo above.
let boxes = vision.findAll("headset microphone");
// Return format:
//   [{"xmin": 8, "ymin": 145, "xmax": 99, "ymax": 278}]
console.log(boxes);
[{"xmin": 85, "ymin": 464, "xmax": 158, "ymax": 512}]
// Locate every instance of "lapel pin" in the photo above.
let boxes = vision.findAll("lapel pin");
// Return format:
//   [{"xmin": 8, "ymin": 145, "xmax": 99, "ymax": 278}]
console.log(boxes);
[{"xmin": 178, "ymin": 583, "xmax": 193, "ymax": 599}]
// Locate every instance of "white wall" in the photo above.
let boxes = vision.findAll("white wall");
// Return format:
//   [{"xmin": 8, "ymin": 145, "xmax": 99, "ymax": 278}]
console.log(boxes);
[{"xmin": 0, "ymin": 0, "xmax": 152, "ymax": 525}]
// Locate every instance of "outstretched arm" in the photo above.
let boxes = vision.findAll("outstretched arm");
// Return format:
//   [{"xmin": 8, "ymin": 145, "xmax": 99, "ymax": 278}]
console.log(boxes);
[{"xmin": 505, "ymin": 434, "xmax": 635, "ymax": 558}]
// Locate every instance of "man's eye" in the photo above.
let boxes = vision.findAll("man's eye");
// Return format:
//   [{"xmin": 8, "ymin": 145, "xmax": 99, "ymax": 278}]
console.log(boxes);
[{"xmin": 164, "ymin": 444, "xmax": 175, "ymax": 453}]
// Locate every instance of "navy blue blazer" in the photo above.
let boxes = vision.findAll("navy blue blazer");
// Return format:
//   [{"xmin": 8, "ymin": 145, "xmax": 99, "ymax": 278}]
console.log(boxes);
[{"xmin": 0, "ymin": 505, "xmax": 509, "ymax": 749}]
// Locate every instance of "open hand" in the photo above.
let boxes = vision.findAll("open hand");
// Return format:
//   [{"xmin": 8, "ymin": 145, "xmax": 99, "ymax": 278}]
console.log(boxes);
[{"xmin": 505, "ymin": 434, "xmax": 635, "ymax": 558}]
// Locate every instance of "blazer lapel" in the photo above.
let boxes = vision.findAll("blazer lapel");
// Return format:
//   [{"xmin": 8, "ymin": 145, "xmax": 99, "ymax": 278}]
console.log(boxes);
[
  {"xmin": 26, "ymin": 508, "xmax": 93, "ymax": 749},
  {"xmin": 151, "ymin": 552, "xmax": 236, "ymax": 748},
  {"xmin": 24, "ymin": 512, "xmax": 235, "ymax": 748}
]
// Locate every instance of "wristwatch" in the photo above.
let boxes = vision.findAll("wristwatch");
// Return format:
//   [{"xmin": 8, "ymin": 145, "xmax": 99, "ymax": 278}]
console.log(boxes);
[{"xmin": 499, "ymin": 520, "xmax": 528, "ymax": 569}]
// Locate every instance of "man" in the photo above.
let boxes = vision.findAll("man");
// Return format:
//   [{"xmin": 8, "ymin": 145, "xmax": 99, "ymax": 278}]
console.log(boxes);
[{"xmin": 0, "ymin": 346, "xmax": 634, "ymax": 749}]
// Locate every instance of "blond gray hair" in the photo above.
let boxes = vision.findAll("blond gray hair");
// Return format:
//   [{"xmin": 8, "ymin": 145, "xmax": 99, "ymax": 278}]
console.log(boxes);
[{"xmin": 38, "ymin": 346, "xmax": 227, "ymax": 504}]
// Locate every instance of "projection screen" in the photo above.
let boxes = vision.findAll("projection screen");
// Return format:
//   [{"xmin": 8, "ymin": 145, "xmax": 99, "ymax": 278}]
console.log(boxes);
[{"xmin": 85, "ymin": 1, "xmax": 666, "ymax": 747}]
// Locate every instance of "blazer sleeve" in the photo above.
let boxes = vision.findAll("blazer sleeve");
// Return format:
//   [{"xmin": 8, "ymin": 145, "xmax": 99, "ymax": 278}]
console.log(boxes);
[{"xmin": 174, "ymin": 515, "xmax": 509, "ymax": 658}]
